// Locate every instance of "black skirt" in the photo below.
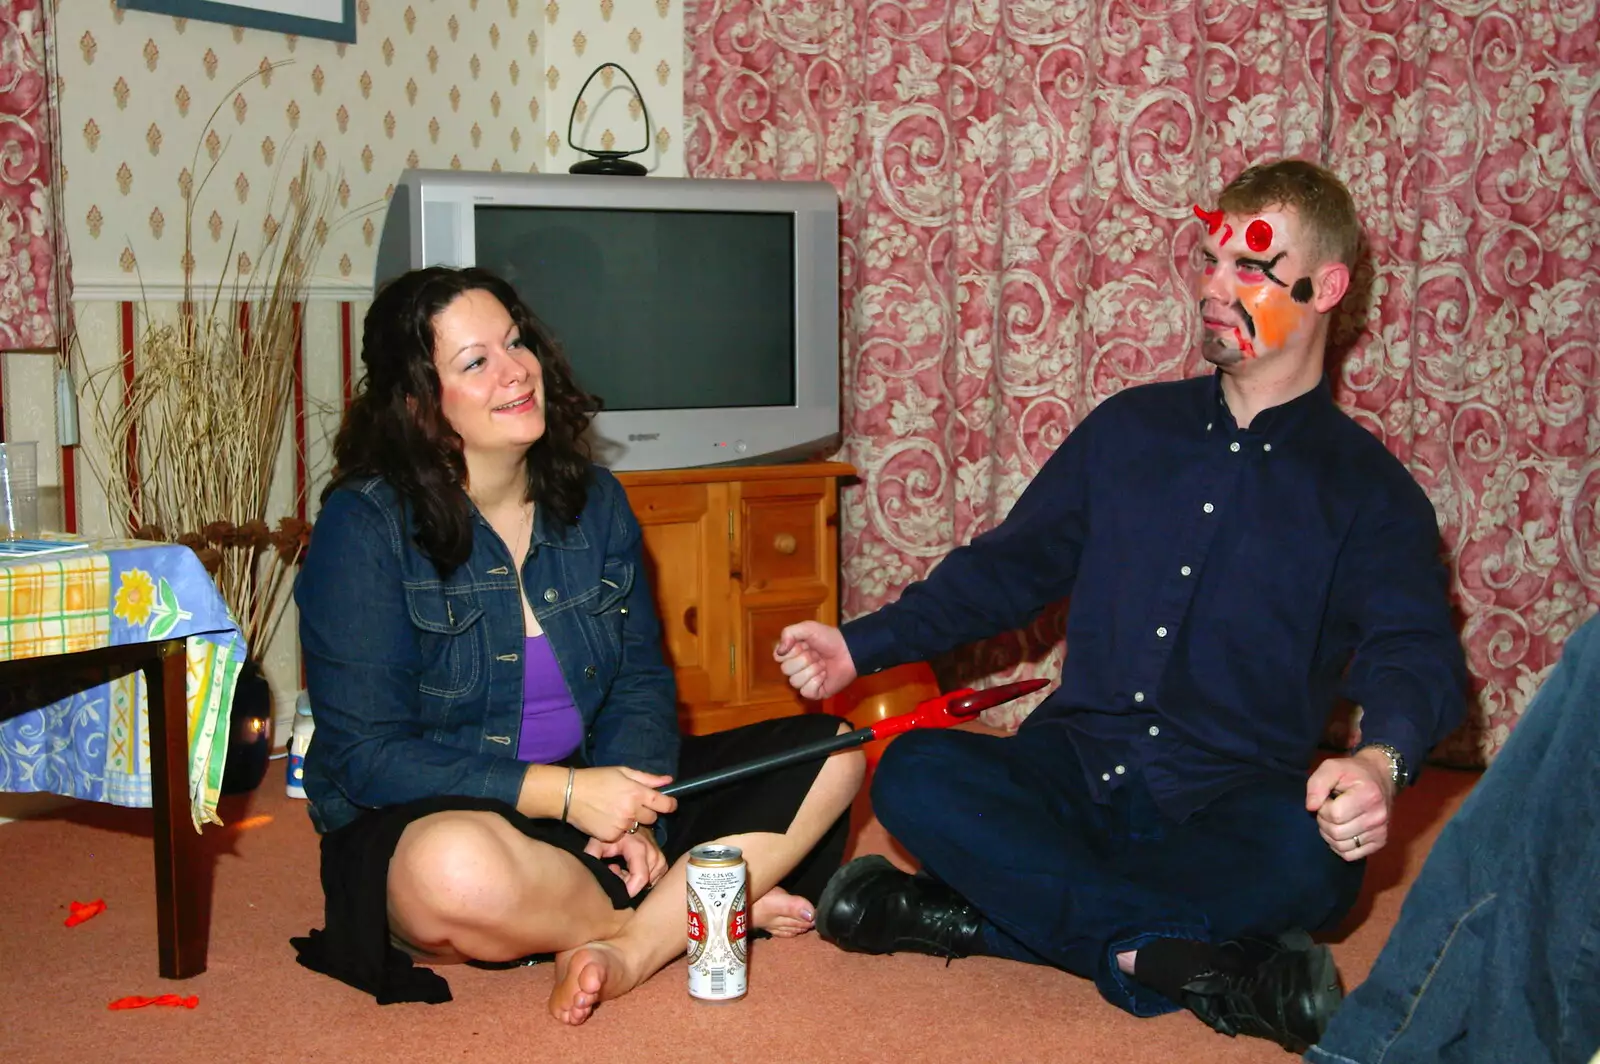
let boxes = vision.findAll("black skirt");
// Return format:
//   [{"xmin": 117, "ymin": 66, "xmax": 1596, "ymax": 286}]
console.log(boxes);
[{"xmin": 291, "ymin": 712, "xmax": 852, "ymax": 1004}]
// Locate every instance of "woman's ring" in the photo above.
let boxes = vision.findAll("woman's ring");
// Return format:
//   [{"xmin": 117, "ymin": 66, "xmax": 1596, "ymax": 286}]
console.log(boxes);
[{"xmin": 627, "ymin": 820, "xmax": 639, "ymax": 834}]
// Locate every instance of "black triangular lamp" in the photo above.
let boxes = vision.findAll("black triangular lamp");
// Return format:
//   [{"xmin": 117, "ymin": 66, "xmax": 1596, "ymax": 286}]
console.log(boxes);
[{"xmin": 567, "ymin": 63, "xmax": 652, "ymax": 177}]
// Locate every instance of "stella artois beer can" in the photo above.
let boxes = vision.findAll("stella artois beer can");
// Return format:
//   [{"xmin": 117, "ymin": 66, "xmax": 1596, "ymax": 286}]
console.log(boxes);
[{"xmin": 686, "ymin": 843, "xmax": 748, "ymax": 1002}]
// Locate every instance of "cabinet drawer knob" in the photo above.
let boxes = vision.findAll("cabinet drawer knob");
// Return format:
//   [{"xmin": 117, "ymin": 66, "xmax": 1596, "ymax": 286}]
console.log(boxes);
[
  {"xmin": 773, "ymin": 532, "xmax": 798, "ymax": 555},
  {"xmin": 683, "ymin": 605, "xmax": 698, "ymax": 635}
]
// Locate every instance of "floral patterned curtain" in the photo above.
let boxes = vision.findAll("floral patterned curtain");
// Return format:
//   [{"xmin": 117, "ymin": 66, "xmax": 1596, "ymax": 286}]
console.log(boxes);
[
  {"xmin": 1325, "ymin": 0, "xmax": 1600, "ymax": 762},
  {"xmin": 686, "ymin": 0, "xmax": 1600, "ymax": 763},
  {"xmin": 0, "ymin": 0, "xmax": 67, "ymax": 355}
]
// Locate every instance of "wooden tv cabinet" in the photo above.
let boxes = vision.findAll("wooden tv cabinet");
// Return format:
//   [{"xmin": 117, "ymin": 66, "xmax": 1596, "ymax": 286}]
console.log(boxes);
[{"xmin": 616, "ymin": 461, "xmax": 855, "ymax": 735}]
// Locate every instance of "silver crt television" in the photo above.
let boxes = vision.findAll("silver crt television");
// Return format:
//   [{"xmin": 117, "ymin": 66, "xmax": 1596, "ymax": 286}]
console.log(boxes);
[{"xmin": 374, "ymin": 169, "xmax": 841, "ymax": 472}]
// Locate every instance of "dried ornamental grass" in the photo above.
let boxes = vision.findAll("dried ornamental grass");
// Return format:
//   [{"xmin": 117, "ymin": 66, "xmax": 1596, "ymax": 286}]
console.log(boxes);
[{"xmin": 79, "ymin": 71, "xmax": 335, "ymax": 659}]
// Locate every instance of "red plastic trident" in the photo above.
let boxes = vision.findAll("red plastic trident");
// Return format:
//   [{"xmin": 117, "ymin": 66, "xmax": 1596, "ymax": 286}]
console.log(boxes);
[
  {"xmin": 660, "ymin": 679, "xmax": 1052, "ymax": 798},
  {"xmin": 866, "ymin": 679, "xmax": 1051, "ymax": 739}
]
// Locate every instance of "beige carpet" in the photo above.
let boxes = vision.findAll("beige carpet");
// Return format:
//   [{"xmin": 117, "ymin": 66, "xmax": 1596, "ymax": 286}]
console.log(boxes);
[{"xmin": 1, "ymin": 758, "xmax": 1475, "ymax": 1064}]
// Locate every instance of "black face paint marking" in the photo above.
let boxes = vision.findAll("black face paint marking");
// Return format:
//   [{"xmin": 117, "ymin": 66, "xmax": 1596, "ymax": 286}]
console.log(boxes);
[
  {"xmin": 1291, "ymin": 277, "xmax": 1313, "ymax": 303},
  {"xmin": 1233, "ymin": 301, "xmax": 1257, "ymax": 339},
  {"xmin": 1238, "ymin": 251, "xmax": 1290, "ymax": 288}
]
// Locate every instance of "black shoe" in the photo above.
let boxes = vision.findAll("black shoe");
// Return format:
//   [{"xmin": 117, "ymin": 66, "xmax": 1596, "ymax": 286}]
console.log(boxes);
[
  {"xmin": 1179, "ymin": 929, "xmax": 1343, "ymax": 1053},
  {"xmin": 815, "ymin": 855, "xmax": 983, "ymax": 961}
]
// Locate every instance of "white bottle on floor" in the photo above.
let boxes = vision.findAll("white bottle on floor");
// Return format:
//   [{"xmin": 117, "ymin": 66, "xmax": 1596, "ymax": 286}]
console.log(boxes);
[{"xmin": 286, "ymin": 691, "xmax": 315, "ymax": 799}]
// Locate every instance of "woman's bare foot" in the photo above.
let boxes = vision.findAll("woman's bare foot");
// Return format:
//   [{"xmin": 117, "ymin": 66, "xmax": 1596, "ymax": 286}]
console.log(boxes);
[
  {"xmin": 751, "ymin": 886, "xmax": 816, "ymax": 938},
  {"xmin": 548, "ymin": 941, "xmax": 641, "ymax": 1025}
]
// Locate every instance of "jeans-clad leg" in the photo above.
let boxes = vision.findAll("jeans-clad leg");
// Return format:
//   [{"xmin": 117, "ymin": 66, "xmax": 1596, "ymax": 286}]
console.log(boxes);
[
  {"xmin": 871, "ymin": 723, "xmax": 1361, "ymax": 1017},
  {"xmin": 1306, "ymin": 616, "xmax": 1600, "ymax": 1064},
  {"xmin": 870, "ymin": 726, "xmax": 1206, "ymax": 987},
  {"xmin": 1111, "ymin": 774, "xmax": 1364, "ymax": 943}
]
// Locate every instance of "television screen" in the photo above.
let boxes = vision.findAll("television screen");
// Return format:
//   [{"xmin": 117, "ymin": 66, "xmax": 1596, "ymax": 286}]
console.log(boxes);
[
  {"xmin": 375, "ymin": 170, "xmax": 840, "ymax": 471},
  {"xmin": 474, "ymin": 206, "xmax": 797, "ymax": 412}
]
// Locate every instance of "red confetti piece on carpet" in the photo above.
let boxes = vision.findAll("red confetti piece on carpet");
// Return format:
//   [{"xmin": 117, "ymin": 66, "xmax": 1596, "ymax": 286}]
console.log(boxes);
[
  {"xmin": 64, "ymin": 899, "xmax": 107, "ymax": 927},
  {"xmin": 108, "ymin": 994, "xmax": 199, "ymax": 1010}
]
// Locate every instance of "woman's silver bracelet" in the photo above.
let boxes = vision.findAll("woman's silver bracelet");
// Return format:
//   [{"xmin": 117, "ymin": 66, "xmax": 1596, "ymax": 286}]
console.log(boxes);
[{"xmin": 561, "ymin": 765, "xmax": 575, "ymax": 823}]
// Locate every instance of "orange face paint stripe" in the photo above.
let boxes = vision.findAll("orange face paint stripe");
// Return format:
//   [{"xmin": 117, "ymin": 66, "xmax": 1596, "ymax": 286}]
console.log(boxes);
[{"xmin": 1239, "ymin": 284, "xmax": 1303, "ymax": 351}]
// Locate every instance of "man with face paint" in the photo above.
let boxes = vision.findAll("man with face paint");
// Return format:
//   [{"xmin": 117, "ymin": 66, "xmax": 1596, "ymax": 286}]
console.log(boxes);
[
  {"xmin": 1194, "ymin": 199, "xmax": 1346, "ymax": 387},
  {"xmin": 773, "ymin": 159, "xmax": 1467, "ymax": 1053}
]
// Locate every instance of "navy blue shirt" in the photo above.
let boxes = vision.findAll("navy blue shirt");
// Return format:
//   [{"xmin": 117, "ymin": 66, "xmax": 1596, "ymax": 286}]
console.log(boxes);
[{"xmin": 844, "ymin": 375, "xmax": 1467, "ymax": 821}]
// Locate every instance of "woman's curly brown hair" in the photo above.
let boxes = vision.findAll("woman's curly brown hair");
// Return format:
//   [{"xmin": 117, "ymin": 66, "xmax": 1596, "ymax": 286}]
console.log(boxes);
[{"xmin": 325, "ymin": 265, "xmax": 596, "ymax": 572}]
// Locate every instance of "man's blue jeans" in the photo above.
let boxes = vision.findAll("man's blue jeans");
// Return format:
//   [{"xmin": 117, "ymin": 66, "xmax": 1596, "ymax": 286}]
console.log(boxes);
[
  {"xmin": 870, "ymin": 721, "xmax": 1364, "ymax": 1016},
  {"xmin": 1307, "ymin": 615, "xmax": 1600, "ymax": 1064}
]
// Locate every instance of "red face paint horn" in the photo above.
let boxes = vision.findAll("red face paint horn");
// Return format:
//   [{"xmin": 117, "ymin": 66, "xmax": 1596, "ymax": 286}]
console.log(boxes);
[
  {"xmin": 1193, "ymin": 205, "xmax": 1224, "ymax": 235},
  {"xmin": 658, "ymin": 678, "xmax": 1052, "ymax": 798}
]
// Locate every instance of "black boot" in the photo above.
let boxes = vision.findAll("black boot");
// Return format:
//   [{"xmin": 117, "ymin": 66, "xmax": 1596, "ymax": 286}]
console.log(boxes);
[
  {"xmin": 815, "ymin": 855, "xmax": 983, "ymax": 960},
  {"xmin": 1177, "ymin": 929, "xmax": 1343, "ymax": 1053}
]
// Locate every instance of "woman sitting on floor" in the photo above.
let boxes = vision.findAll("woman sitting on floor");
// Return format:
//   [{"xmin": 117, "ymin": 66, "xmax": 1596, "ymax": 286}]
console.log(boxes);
[{"xmin": 290, "ymin": 265, "xmax": 863, "ymax": 1024}]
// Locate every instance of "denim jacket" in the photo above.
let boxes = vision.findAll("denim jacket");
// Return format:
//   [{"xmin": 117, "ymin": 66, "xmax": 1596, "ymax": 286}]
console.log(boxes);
[{"xmin": 295, "ymin": 466, "xmax": 680, "ymax": 834}]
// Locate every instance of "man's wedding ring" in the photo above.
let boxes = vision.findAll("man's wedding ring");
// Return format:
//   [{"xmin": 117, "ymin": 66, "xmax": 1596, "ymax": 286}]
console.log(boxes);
[
  {"xmin": 627, "ymin": 820, "xmax": 639, "ymax": 834},
  {"xmin": 1353, "ymin": 834, "xmax": 1363, "ymax": 849}
]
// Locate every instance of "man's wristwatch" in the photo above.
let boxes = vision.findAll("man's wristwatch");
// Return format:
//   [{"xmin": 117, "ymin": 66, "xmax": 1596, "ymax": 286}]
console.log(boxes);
[{"xmin": 1356, "ymin": 742, "xmax": 1409, "ymax": 791}]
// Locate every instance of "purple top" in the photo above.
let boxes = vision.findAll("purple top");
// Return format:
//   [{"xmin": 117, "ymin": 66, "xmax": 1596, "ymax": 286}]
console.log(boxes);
[{"xmin": 516, "ymin": 635, "xmax": 583, "ymax": 764}]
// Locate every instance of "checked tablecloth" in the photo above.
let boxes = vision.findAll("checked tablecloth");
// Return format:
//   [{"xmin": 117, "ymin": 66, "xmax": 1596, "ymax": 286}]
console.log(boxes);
[{"xmin": 0, "ymin": 540, "xmax": 246, "ymax": 829}]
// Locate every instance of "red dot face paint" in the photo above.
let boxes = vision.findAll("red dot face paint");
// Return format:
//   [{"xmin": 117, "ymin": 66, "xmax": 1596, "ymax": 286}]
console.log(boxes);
[{"xmin": 1246, "ymin": 219, "xmax": 1273, "ymax": 252}]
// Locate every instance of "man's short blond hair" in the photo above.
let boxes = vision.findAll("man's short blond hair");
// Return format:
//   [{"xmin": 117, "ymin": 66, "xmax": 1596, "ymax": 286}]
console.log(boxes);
[{"xmin": 1218, "ymin": 159, "xmax": 1361, "ymax": 270}]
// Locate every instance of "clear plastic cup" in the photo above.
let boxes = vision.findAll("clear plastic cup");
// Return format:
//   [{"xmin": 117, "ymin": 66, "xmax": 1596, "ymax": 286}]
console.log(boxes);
[{"xmin": 0, "ymin": 441, "xmax": 39, "ymax": 540}]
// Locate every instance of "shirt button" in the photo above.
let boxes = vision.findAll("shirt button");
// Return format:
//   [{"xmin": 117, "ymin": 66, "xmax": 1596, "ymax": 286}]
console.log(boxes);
[
  {"xmin": 1114, "ymin": 764, "xmax": 1126, "ymax": 775},
  {"xmin": 1149, "ymin": 725, "xmax": 1160, "ymax": 736},
  {"xmin": 1206, "ymin": 422, "xmax": 1213, "ymax": 431},
  {"xmin": 1156, "ymin": 626, "xmax": 1168, "ymax": 638},
  {"xmin": 1133, "ymin": 691, "xmax": 1145, "ymax": 703},
  {"xmin": 1203, "ymin": 502, "xmax": 1214, "ymax": 514},
  {"xmin": 1229, "ymin": 441, "xmax": 1240, "ymax": 453},
  {"xmin": 1180, "ymin": 565, "xmax": 1192, "ymax": 576},
  {"xmin": 1264, "ymin": 443, "xmax": 1273, "ymax": 452},
  {"xmin": 584, "ymin": 664, "xmax": 597, "ymax": 679},
  {"xmin": 1102, "ymin": 773, "xmax": 1111, "ymax": 781},
  {"xmin": 544, "ymin": 588, "xmax": 560, "ymax": 603}
]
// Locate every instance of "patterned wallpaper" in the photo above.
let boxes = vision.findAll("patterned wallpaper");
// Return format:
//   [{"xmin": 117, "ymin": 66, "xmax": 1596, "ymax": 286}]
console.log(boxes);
[
  {"xmin": 1, "ymin": 0, "xmax": 685, "ymax": 739},
  {"xmin": 57, "ymin": 0, "xmax": 686, "ymax": 291},
  {"xmin": 545, "ymin": 0, "xmax": 684, "ymax": 178}
]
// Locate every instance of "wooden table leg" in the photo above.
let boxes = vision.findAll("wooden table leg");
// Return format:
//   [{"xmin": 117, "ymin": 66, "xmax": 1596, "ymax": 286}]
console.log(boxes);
[{"xmin": 146, "ymin": 638, "xmax": 207, "ymax": 978}]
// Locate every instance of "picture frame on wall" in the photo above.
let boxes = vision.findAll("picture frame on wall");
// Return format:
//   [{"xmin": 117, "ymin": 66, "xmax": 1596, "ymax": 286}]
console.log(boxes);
[{"xmin": 118, "ymin": 1, "xmax": 357, "ymax": 44}]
